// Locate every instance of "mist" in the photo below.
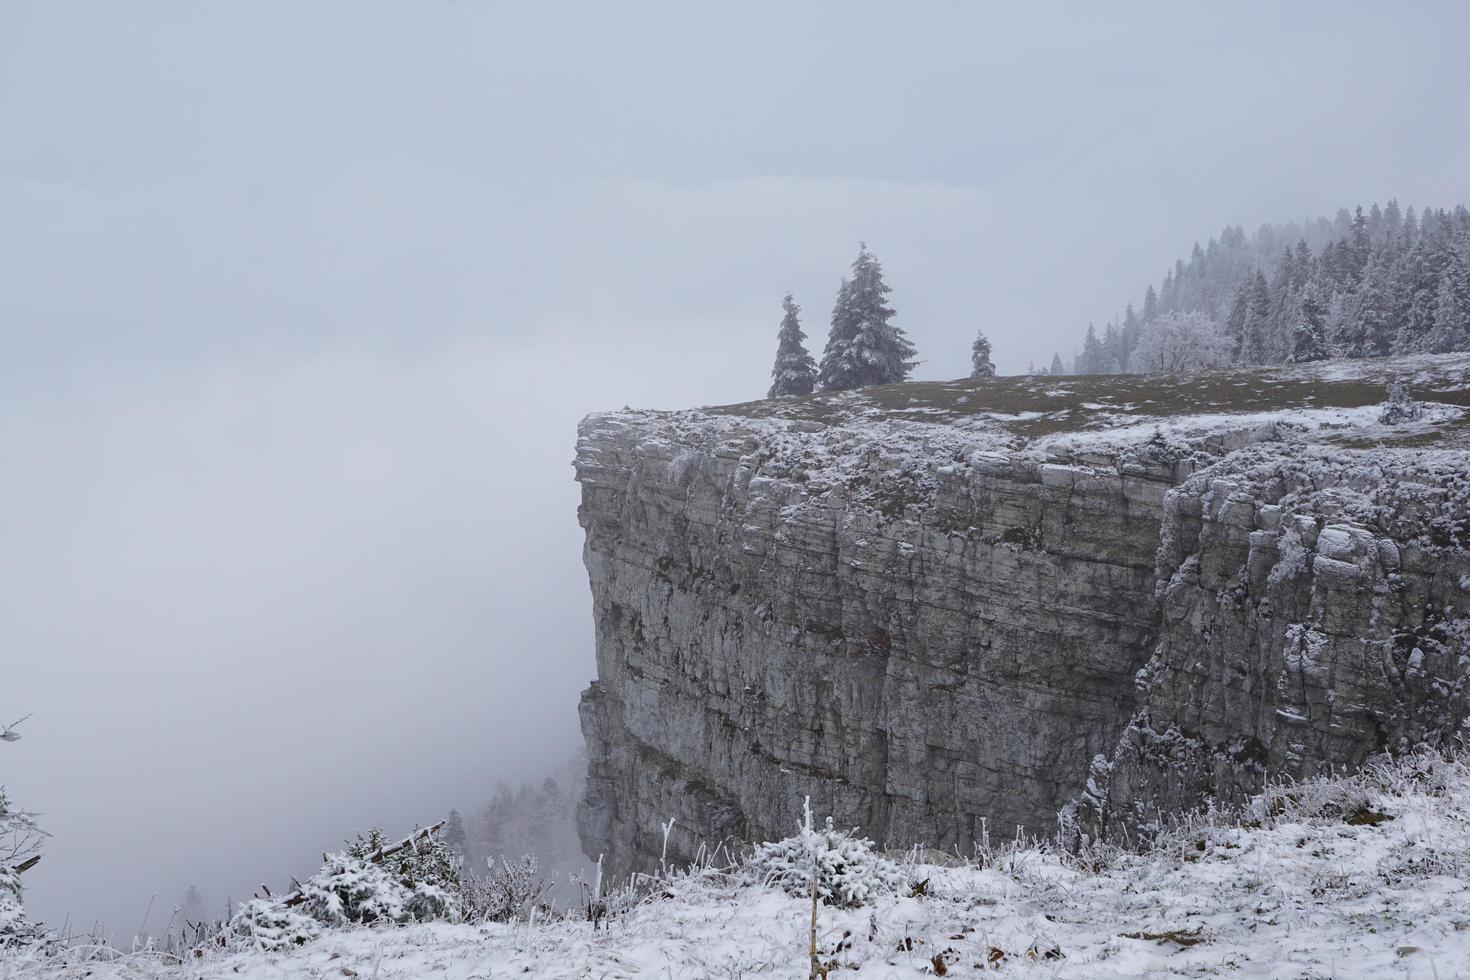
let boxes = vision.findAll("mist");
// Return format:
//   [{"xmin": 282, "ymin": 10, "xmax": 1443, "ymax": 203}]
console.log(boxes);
[{"xmin": 3, "ymin": 0, "xmax": 1469, "ymax": 936}]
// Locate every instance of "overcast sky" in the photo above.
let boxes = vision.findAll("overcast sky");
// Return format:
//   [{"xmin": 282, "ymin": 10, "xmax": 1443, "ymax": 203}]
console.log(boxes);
[{"xmin": 4, "ymin": 0, "xmax": 1469, "ymax": 936}]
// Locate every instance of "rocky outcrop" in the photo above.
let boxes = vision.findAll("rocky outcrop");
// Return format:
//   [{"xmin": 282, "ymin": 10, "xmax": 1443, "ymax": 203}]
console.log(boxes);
[
  {"xmin": 1086, "ymin": 444, "xmax": 1470, "ymax": 840},
  {"xmin": 575, "ymin": 357, "xmax": 1470, "ymax": 874}
]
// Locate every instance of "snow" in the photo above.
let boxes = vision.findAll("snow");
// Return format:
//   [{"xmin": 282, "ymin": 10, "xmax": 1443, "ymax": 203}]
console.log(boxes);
[{"xmin": 13, "ymin": 752, "xmax": 1470, "ymax": 979}]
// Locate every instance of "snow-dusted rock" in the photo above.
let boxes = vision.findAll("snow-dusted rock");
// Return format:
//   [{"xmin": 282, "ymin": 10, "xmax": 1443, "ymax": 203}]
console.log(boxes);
[{"xmin": 574, "ymin": 354, "xmax": 1470, "ymax": 873}]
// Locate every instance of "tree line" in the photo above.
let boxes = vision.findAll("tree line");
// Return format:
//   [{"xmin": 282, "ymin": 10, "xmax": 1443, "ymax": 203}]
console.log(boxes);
[{"xmin": 1070, "ymin": 201, "xmax": 1470, "ymax": 375}]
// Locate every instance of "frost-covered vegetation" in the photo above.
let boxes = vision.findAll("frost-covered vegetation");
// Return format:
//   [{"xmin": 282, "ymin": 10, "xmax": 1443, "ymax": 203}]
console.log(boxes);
[
  {"xmin": 11, "ymin": 749, "xmax": 1470, "ymax": 977},
  {"xmin": 0, "ymin": 715, "xmax": 45, "ymax": 950},
  {"xmin": 746, "ymin": 800, "xmax": 904, "ymax": 909},
  {"xmin": 1073, "ymin": 201, "xmax": 1470, "ymax": 375},
  {"xmin": 766, "ymin": 243, "xmax": 916, "ymax": 399}
]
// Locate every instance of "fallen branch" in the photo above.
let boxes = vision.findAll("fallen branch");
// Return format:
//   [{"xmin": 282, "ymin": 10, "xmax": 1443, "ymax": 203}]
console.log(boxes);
[{"xmin": 281, "ymin": 821, "xmax": 445, "ymax": 908}]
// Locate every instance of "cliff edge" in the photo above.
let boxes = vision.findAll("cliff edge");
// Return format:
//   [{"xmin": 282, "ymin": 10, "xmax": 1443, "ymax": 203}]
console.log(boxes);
[{"xmin": 574, "ymin": 354, "xmax": 1470, "ymax": 874}]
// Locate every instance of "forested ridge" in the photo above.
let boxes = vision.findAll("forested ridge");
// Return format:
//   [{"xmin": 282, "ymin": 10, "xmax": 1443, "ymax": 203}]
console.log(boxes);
[{"xmin": 1071, "ymin": 202, "xmax": 1470, "ymax": 375}]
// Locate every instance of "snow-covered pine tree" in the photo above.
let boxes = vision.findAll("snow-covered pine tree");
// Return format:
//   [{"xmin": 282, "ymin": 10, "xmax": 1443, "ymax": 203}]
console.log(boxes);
[
  {"xmin": 348, "ymin": 825, "xmax": 460, "ymax": 894},
  {"xmin": 745, "ymin": 799, "xmax": 903, "ymax": 909},
  {"xmin": 1078, "ymin": 325, "xmax": 1104, "ymax": 374},
  {"xmin": 1, "ymin": 715, "xmax": 44, "ymax": 948},
  {"xmin": 1070, "ymin": 200, "xmax": 1470, "ymax": 371},
  {"xmin": 969, "ymin": 330, "xmax": 995, "ymax": 377},
  {"xmin": 1119, "ymin": 305, "xmax": 1139, "ymax": 371},
  {"xmin": 1142, "ymin": 284, "xmax": 1159, "ymax": 322},
  {"xmin": 443, "ymin": 809, "xmax": 467, "ymax": 861},
  {"xmin": 817, "ymin": 244, "xmax": 915, "ymax": 391},
  {"xmin": 227, "ymin": 899, "xmax": 320, "ymax": 952},
  {"xmin": 1426, "ymin": 275, "xmax": 1466, "ymax": 353},
  {"xmin": 1349, "ymin": 254, "xmax": 1395, "ymax": 357},
  {"xmin": 1224, "ymin": 281, "xmax": 1251, "ymax": 358},
  {"xmin": 1237, "ymin": 270, "xmax": 1272, "ymax": 365},
  {"xmin": 1050, "ymin": 352, "xmax": 1065, "ymax": 376},
  {"xmin": 767, "ymin": 293, "xmax": 817, "ymax": 398},
  {"xmin": 1290, "ymin": 287, "xmax": 1329, "ymax": 363}
]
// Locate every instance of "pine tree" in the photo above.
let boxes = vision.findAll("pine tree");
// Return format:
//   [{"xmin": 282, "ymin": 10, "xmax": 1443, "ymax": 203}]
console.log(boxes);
[
  {"xmin": 1350, "ymin": 254, "xmax": 1394, "ymax": 357},
  {"xmin": 1348, "ymin": 206, "xmax": 1371, "ymax": 282},
  {"xmin": 1050, "ymin": 352, "xmax": 1065, "ymax": 376},
  {"xmin": 1426, "ymin": 275, "xmax": 1466, "ymax": 353},
  {"xmin": 1290, "ymin": 287, "xmax": 1328, "ymax": 363},
  {"xmin": 1102, "ymin": 322, "xmax": 1123, "ymax": 372},
  {"xmin": 1224, "ymin": 282, "xmax": 1251, "ymax": 359},
  {"xmin": 767, "ymin": 293, "xmax": 817, "ymax": 398},
  {"xmin": 443, "ymin": 809, "xmax": 467, "ymax": 860},
  {"xmin": 817, "ymin": 244, "xmax": 915, "ymax": 391},
  {"xmin": 1079, "ymin": 324, "xmax": 1104, "ymax": 374},
  {"xmin": 969, "ymin": 330, "xmax": 995, "ymax": 378},
  {"xmin": 1238, "ymin": 270, "xmax": 1272, "ymax": 364},
  {"xmin": 1072, "ymin": 199, "xmax": 1469, "ymax": 371},
  {"xmin": 1120, "ymin": 304, "xmax": 1140, "ymax": 371}
]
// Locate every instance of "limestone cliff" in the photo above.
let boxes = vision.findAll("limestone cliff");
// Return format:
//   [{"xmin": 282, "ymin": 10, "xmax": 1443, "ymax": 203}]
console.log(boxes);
[{"xmin": 575, "ymin": 355, "xmax": 1470, "ymax": 874}]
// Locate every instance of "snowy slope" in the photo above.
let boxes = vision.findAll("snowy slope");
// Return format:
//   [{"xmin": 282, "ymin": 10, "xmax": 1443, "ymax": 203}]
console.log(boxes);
[{"xmin": 10, "ymin": 751, "xmax": 1470, "ymax": 979}]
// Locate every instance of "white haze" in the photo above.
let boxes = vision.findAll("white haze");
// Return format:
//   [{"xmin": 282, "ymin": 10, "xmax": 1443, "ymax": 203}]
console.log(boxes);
[{"xmin": 3, "ymin": 0, "xmax": 1469, "ymax": 935}]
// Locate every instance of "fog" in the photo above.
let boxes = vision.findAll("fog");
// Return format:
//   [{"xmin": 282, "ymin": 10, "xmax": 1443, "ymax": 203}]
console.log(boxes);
[{"xmin": 3, "ymin": 0, "xmax": 1468, "ymax": 936}]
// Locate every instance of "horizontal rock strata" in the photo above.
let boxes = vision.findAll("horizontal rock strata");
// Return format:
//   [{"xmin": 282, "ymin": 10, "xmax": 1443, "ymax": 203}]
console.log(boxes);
[{"xmin": 575, "ymin": 357, "xmax": 1470, "ymax": 873}]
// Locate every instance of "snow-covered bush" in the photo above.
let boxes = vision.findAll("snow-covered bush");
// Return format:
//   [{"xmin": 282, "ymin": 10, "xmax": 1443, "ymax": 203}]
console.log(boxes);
[
  {"xmin": 1, "ymin": 716, "xmax": 47, "ymax": 948},
  {"xmin": 348, "ymin": 826, "xmax": 460, "ymax": 893},
  {"xmin": 0, "ymin": 865, "xmax": 42, "ymax": 948},
  {"xmin": 745, "ymin": 800, "xmax": 904, "ymax": 908},
  {"xmin": 461, "ymin": 855, "xmax": 547, "ymax": 923},
  {"xmin": 1378, "ymin": 381, "xmax": 1423, "ymax": 424},
  {"xmin": 404, "ymin": 882, "xmax": 461, "ymax": 922},
  {"xmin": 226, "ymin": 898, "xmax": 320, "ymax": 952},
  {"xmin": 299, "ymin": 852, "xmax": 409, "ymax": 927}
]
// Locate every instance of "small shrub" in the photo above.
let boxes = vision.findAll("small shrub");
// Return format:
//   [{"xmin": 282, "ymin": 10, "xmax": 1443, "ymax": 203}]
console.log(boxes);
[
  {"xmin": 0, "ymin": 866, "xmax": 43, "ymax": 948},
  {"xmin": 461, "ymin": 855, "xmax": 548, "ymax": 923},
  {"xmin": 404, "ymin": 882, "xmax": 461, "ymax": 922},
  {"xmin": 1378, "ymin": 382, "xmax": 1423, "ymax": 425},
  {"xmin": 746, "ymin": 802, "xmax": 903, "ymax": 908},
  {"xmin": 226, "ymin": 898, "xmax": 320, "ymax": 952},
  {"xmin": 299, "ymin": 852, "xmax": 408, "ymax": 927}
]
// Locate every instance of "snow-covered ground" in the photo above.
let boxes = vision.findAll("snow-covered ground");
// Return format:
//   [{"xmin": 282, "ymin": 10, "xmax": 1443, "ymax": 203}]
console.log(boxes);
[{"xmin": 10, "ymin": 751, "xmax": 1470, "ymax": 979}]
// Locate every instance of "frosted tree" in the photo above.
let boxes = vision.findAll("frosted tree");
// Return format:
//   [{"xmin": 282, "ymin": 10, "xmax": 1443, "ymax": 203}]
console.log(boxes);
[
  {"xmin": 1066, "ymin": 199, "xmax": 1470, "ymax": 369},
  {"xmin": 969, "ymin": 330, "xmax": 995, "ymax": 377},
  {"xmin": 1, "ymin": 715, "xmax": 44, "ymax": 947},
  {"xmin": 818, "ymin": 244, "xmax": 915, "ymax": 391},
  {"xmin": 443, "ymin": 809, "xmax": 467, "ymax": 861},
  {"xmin": 1290, "ymin": 288, "xmax": 1329, "ymax": 363},
  {"xmin": 1426, "ymin": 276, "xmax": 1466, "ymax": 353},
  {"xmin": 1348, "ymin": 254, "xmax": 1394, "ymax": 357},
  {"xmin": 746, "ymin": 798, "xmax": 903, "ymax": 909},
  {"xmin": 348, "ymin": 825, "xmax": 460, "ymax": 894},
  {"xmin": 1078, "ymin": 325, "xmax": 1104, "ymax": 374},
  {"xmin": 1133, "ymin": 311, "xmax": 1229, "ymax": 374},
  {"xmin": 767, "ymin": 293, "xmax": 817, "ymax": 398},
  {"xmin": 1235, "ymin": 270, "xmax": 1272, "ymax": 365}
]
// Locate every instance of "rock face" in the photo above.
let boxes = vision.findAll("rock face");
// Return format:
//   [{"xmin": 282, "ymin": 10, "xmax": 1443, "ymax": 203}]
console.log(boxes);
[
  {"xmin": 1089, "ymin": 444, "xmax": 1470, "ymax": 840},
  {"xmin": 575, "ymin": 357, "xmax": 1470, "ymax": 874}
]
